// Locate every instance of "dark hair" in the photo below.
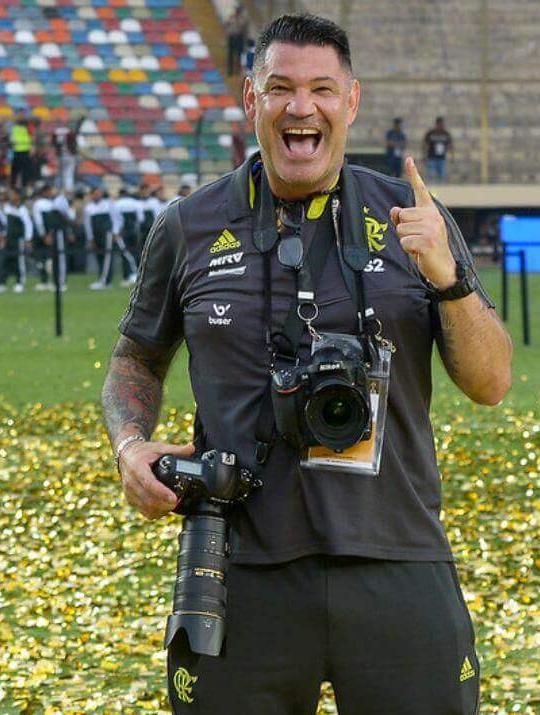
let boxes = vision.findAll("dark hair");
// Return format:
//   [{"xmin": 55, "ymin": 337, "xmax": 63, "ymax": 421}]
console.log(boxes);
[{"xmin": 253, "ymin": 14, "xmax": 352, "ymax": 74}]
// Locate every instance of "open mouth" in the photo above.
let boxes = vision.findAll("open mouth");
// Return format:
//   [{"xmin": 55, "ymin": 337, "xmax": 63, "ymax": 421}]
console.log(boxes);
[{"xmin": 281, "ymin": 128, "xmax": 322, "ymax": 157}]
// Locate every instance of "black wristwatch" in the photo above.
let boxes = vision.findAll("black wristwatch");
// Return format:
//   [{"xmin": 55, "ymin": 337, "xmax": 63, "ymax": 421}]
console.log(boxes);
[{"xmin": 432, "ymin": 261, "xmax": 477, "ymax": 302}]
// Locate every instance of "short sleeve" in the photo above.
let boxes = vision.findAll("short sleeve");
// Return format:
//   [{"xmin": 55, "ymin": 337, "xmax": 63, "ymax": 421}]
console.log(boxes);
[
  {"xmin": 119, "ymin": 202, "xmax": 187, "ymax": 349},
  {"xmin": 433, "ymin": 197, "xmax": 495, "ymax": 308}
]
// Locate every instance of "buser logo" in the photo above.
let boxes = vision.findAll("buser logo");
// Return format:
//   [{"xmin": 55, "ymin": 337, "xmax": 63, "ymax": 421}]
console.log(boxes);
[
  {"xmin": 210, "ymin": 229, "xmax": 241, "ymax": 254},
  {"xmin": 208, "ymin": 303, "xmax": 232, "ymax": 326},
  {"xmin": 213, "ymin": 304, "xmax": 230, "ymax": 317}
]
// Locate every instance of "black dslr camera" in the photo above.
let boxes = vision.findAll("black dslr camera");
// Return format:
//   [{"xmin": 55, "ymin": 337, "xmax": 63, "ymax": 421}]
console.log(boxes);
[
  {"xmin": 153, "ymin": 450, "xmax": 259, "ymax": 657},
  {"xmin": 271, "ymin": 333, "xmax": 374, "ymax": 452}
]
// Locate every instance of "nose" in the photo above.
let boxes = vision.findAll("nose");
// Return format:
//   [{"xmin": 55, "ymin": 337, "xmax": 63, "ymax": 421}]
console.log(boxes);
[{"xmin": 286, "ymin": 89, "xmax": 315, "ymax": 119}]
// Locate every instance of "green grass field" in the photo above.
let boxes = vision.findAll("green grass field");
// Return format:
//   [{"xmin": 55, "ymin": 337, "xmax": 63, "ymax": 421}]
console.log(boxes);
[{"xmin": 0, "ymin": 268, "xmax": 538, "ymax": 714}]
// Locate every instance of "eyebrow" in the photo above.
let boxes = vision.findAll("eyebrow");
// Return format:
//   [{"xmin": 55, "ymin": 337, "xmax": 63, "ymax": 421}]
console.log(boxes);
[{"xmin": 265, "ymin": 74, "xmax": 338, "ymax": 84}]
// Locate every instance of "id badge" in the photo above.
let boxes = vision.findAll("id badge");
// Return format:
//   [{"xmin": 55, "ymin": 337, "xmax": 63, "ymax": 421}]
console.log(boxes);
[{"xmin": 301, "ymin": 341, "xmax": 392, "ymax": 476}]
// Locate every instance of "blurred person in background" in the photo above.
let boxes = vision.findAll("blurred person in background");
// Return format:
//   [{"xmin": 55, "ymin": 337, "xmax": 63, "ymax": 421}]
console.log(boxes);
[
  {"xmin": 32, "ymin": 181, "xmax": 74, "ymax": 291},
  {"xmin": 0, "ymin": 123, "xmax": 9, "ymax": 183},
  {"xmin": 0, "ymin": 187, "xmax": 7, "ymax": 283},
  {"xmin": 137, "ymin": 183, "xmax": 155, "ymax": 248},
  {"xmin": 114, "ymin": 187, "xmax": 143, "ymax": 286},
  {"xmin": 139, "ymin": 184, "xmax": 164, "ymax": 250},
  {"xmin": 0, "ymin": 187, "xmax": 33, "ymax": 293},
  {"xmin": 29, "ymin": 117, "xmax": 49, "ymax": 183},
  {"xmin": 10, "ymin": 111, "xmax": 34, "ymax": 190},
  {"xmin": 424, "ymin": 116, "xmax": 453, "ymax": 182},
  {"xmin": 385, "ymin": 117, "xmax": 407, "ymax": 177},
  {"xmin": 32, "ymin": 181, "xmax": 56, "ymax": 290},
  {"xmin": 177, "ymin": 183, "xmax": 194, "ymax": 198},
  {"xmin": 52, "ymin": 115, "xmax": 85, "ymax": 193},
  {"xmin": 231, "ymin": 122, "xmax": 246, "ymax": 168},
  {"xmin": 226, "ymin": 4, "xmax": 249, "ymax": 76},
  {"xmin": 84, "ymin": 185, "xmax": 121, "ymax": 290},
  {"xmin": 241, "ymin": 38, "xmax": 256, "ymax": 76}
]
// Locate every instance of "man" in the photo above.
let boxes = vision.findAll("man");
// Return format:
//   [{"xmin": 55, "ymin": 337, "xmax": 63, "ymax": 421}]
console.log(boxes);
[
  {"xmin": 385, "ymin": 116, "xmax": 407, "ymax": 177},
  {"xmin": 114, "ymin": 187, "xmax": 143, "ymax": 286},
  {"xmin": 31, "ymin": 181, "xmax": 55, "ymax": 290},
  {"xmin": 226, "ymin": 4, "xmax": 249, "ymax": 76},
  {"xmin": 0, "ymin": 188, "xmax": 33, "ymax": 293},
  {"xmin": 10, "ymin": 112, "xmax": 33, "ymax": 190},
  {"xmin": 177, "ymin": 182, "xmax": 194, "ymax": 198},
  {"xmin": 29, "ymin": 117, "xmax": 49, "ymax": 183},
  {"xmin": 32, "ymin": 182, "xmax": 74, "ymax": 291},
  {"xmin": 137, "ymin": 183, "xmax": 159, "ymax": 249},
  {"xmin": 102, "ymin": 14, "xmax": 512, "ymax": 715},
  {"xmin": 424, "ymin": 116, "xmax": 454, "ymax": 182},
  {"xmin": 83, "ymin": 186, "xmax": 121, "ymax": 290},
  {"xmin": 52, "ymin": 116, "xmax": 85, "ymax": 193}
]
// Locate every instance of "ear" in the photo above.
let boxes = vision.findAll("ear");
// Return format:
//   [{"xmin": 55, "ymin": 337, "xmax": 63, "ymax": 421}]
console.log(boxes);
[
  {"xmin": 347, "ymin": 79, "xmax": 361, "ymax": 126},
  {"xmin": 243, "ymin": 76, "xmax": 256, "ymax": 122}
]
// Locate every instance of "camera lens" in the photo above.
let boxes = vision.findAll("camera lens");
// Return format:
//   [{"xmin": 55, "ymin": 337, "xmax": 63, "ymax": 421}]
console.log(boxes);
[
  {"xmin": 305, "ymin": 379, "xmax": 370, "ymax": 451},
  {"xmin": 168, "ymin": 513, "xmax": 228, "ymax": 656},
  {"xmin": 322, "ymin": 396, "xmax": 353, "ymax": 428}
]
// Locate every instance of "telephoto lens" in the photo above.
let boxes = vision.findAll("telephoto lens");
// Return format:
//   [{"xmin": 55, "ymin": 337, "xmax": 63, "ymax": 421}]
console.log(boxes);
[
  {"xmin": 154, "ymin": 450, "xmax": 260, "ymax": 658},
  {"xmin": 164, "ymin": 503, "xmax": 229, "ymax": 657}
]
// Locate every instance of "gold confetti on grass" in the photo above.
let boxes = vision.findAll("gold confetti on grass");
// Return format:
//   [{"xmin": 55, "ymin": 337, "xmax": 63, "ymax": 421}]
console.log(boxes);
[{"xmin": 0, "ymin": 400, "xmax": 538, "ymax": 714}]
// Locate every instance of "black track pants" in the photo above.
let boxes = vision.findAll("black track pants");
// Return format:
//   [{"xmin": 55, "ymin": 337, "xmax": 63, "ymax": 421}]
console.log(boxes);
[{"xmin": 167, "ymin": 556, "xmax": 480, "ymax": 715}]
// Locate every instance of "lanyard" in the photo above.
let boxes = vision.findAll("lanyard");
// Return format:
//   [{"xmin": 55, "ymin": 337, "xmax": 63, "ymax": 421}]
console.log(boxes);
[{"xmin": 252, "ymin": 171, "xmax": 376, "ymax": 467}]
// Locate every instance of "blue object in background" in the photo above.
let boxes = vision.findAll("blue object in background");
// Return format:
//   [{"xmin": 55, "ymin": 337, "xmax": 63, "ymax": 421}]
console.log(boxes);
[{"xmin": 500, "ymin": 215, "xmax": 540, "ymax": 273}]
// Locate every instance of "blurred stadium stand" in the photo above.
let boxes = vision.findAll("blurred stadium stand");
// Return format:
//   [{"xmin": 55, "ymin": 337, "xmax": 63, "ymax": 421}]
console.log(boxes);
[{"xmin": 0, "ymin": 0, "xmax": 248, "ymax": 191}]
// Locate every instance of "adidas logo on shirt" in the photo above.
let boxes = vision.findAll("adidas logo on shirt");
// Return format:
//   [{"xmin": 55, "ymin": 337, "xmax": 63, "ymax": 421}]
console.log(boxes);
[
  {"xmin": 459, "ymin": 656, "xmax": 476, "ymax": 683},
  {"xmin": 209, "ymin": 229, "xmax": 241, "ymax": 254}
]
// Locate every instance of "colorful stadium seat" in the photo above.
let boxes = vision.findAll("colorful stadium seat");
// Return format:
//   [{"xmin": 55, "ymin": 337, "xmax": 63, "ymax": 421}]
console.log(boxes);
[{"xmin": 0, "ymin": 0, "xmax": 247, "ymax": 186}]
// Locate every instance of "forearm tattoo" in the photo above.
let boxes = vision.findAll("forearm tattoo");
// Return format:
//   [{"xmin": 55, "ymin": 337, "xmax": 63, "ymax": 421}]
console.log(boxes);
[{"xmin": 102, "ymin": 335, "xmax": 175, "ymax": 447}]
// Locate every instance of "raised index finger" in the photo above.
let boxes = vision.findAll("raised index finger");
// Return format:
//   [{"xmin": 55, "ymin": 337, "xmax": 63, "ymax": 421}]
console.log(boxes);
[{"xmin": 405, "ymin": 156, "xmax": 433, "ymax": 208}]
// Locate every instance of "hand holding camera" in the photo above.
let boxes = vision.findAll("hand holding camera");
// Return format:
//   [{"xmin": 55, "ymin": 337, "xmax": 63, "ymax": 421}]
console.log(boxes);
[{"xmin": 117, "ymin": 438, "xmax": 194, "ymax": 520}]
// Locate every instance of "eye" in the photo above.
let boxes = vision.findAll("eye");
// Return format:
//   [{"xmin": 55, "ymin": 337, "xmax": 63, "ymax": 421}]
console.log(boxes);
[
  {"xmin": 269, "ymin": 85, "xmax": 289, "ymax": 94},
  {"xmin": 314, "ymin": 86, "xmax": 333, "ymax": 95}
]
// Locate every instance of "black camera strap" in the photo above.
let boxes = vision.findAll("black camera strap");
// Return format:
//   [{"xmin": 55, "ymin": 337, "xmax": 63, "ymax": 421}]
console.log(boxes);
[{"xmin": 252, "ymin": 163, "xmax": 373, "ymax": 468}]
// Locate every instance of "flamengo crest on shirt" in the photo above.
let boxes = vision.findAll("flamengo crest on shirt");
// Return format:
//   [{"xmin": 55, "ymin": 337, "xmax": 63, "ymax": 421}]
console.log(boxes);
[
  {"xmin": 210, "ymin": 229, "xmax": 241, "ymax": 253},
  {"xmin": 173, "ymin": 666, "xmax": 198, "ymax": 703},
  {"xmin": 363, "ymin": 206, "xmax": 388, "ymax": 253},
  {"xmin": 459, "ymin": 656, "xmax": 476, "ymax": 682}
]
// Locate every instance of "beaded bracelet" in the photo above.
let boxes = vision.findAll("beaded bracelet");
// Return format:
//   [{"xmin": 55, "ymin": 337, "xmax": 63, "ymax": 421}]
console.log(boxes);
[{"xmin": 115, "ymin": 434, "xmax": 145, "ymax": 471}]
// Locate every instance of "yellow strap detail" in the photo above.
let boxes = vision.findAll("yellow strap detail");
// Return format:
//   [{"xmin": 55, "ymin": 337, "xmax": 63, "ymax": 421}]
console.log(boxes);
[{"xmin": 248, "ymin": 172, "xmax": 255, "ymax": 209}]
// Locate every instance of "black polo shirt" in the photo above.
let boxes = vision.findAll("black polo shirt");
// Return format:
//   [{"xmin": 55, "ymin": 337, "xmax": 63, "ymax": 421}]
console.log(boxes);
[{"xmin": 120, "ymin": 156, "xmax": 493, "ymax": 565}]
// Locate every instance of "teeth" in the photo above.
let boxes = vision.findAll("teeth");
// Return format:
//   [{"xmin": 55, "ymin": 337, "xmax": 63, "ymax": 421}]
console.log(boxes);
[{"xmin": 283, "ymin": 128, "xmax": 320, "ymax": 135}]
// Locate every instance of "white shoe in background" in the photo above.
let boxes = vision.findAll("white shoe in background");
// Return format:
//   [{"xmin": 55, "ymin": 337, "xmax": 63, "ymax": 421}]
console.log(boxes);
[
  {"xmin": 89, "ymin": 281, "xmax": 106, "ymax": 290},
  {"xmin": 0, "ymin": 285, "xmax": 6, "ymax": 294},
  {"xmin": 120, "ymin": 273, "xmax": 137, "ymax": 287},
  {"xmin": 13, "ymin": 283, "xmax": 24, "ymax": 293}
]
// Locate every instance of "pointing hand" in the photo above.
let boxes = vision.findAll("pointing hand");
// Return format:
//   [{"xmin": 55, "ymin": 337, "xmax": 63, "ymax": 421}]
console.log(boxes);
[{"xmin": 389, "ymin": 157, "xmax": 456, "ymax": 289}]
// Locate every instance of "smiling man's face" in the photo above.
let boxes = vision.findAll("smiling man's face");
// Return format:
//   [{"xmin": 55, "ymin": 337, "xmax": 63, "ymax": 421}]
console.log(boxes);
[{"xmin": 244, "ymin": 42, "xmax": 360, "ymax": 200}]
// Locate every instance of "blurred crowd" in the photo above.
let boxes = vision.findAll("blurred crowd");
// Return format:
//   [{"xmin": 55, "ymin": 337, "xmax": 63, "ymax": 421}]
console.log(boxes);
[
  {"xmin": 0, "ymin": 110, "xmax": 86, "ymax": 194},
  {"xmin": 0, "ymin": 180, "xmax": 193, "ymax": 294}
]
